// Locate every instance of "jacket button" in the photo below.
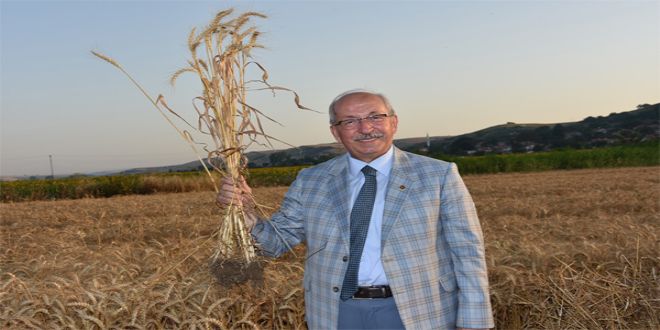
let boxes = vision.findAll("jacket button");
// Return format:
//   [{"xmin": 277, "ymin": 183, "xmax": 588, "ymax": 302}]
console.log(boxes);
[
  {"xmin": 333, "ymin": 287, "xmax": 339, "ymax": 292},
  {"xmin": 342, "ymin": 256, "xmax": 348, "ymax": 262}
]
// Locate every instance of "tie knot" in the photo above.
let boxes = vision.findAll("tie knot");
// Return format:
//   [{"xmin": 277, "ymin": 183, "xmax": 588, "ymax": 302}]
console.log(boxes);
[{"xmin": 361, "ymin": 165, "xmax": 377, "ymax": 177}]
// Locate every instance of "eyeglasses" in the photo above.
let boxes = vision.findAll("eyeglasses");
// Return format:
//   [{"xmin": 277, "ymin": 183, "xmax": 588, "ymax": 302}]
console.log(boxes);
[{"xmin": 333, "ymin": 113, "xmax": 392, "ymax": 129}]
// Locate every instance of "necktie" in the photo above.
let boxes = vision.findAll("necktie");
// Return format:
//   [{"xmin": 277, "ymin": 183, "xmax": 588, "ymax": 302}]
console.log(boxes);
[{"xmin": 340, "ymin": 165, "xmax": 377, "ymax": 300}]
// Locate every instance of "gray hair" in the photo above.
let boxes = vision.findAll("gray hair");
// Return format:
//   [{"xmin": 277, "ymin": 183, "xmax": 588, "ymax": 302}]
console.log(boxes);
[{"xmin": 328, "ymin": 89, "xmax": 396, "ymax": 124}]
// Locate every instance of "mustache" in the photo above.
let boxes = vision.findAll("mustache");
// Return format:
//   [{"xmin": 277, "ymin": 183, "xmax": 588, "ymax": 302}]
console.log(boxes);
[{"xmin": 353, "ymin": 132, "xmax": 384, "ymax": 141}]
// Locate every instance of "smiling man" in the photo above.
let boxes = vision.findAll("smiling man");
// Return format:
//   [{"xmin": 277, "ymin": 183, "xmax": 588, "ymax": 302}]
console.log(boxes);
[
  {"xmin": 217, "ymin": 90, "xmax": 494, "ymax": 329},
  {"xmin": 329, "ymin": 91, "xmax": 399, "ymax": 163}
]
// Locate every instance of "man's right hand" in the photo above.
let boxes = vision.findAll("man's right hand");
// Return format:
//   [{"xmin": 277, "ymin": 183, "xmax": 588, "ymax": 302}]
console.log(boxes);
[{"xmin": 216, "ymin": 176, "xmax": 258, "ymax": 229}]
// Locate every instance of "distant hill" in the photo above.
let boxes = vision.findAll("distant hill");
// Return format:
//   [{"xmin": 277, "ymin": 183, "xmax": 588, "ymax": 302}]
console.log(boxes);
[
  {"xmin": 421, "ymin": 103, "xmax": 659, "ymax": 156},
  {"xmin": 119, "ymin": 136, "xmax": 452, "ymax": 175},
  {"xmin": 118, "ymin": 103, "xmax": 658, "ymax": 175}
]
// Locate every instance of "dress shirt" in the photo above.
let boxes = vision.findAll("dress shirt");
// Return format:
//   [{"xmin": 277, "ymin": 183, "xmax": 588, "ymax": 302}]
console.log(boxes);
[{"xmin": 347, "ymin": 146, "xmax": 394, "ymax": 286}]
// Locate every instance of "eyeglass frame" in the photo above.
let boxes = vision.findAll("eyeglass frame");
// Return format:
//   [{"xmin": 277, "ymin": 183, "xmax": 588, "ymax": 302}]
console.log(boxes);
[{"xmin": 331, "ymin": 113, "xmax": 394, "ymax": 129}]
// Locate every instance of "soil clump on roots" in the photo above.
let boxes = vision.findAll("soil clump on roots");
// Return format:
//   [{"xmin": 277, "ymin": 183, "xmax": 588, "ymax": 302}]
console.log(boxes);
[{"xmin": 210, "ymin": 257, "xmax": 264, "ymax": 288}]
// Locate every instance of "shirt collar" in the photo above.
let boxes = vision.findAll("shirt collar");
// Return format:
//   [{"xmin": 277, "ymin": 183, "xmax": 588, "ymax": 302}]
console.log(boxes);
[{"xmin": 348, "ymin": 146, "xmax": 395, "ymax": 178}]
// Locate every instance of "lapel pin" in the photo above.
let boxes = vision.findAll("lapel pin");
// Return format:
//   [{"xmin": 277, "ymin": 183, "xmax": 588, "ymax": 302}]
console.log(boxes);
[{"xmin": 399, "ymin": 185, "xmax": 406, "ymax": 190}]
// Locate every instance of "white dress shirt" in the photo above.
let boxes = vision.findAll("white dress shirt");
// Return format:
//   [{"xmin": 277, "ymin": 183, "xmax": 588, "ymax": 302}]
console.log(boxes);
[{"xmin": 346, "ymin": 146, "xmax": 394, "ymax": 286}]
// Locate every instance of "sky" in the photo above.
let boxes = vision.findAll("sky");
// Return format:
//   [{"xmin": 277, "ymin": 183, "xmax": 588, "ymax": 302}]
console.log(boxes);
[{"xmin": 1, "ymin": 0, "xmax": 659, "ymax": 177}]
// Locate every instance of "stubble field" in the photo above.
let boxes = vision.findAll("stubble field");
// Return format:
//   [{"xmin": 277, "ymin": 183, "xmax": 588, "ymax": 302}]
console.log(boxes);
[{"xmin": 1, "ymin": 166, "xmax": 658, "ymax": 329}]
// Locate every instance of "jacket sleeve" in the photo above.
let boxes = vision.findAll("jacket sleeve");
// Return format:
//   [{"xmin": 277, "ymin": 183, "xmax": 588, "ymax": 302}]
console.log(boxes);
[
  {"xmin": 440, "ymin": 163, "xmax": 495, "ymax": 329},
  {"xmin": 250, "ymin": 169, "xmax": 307, "ymax": 258}
]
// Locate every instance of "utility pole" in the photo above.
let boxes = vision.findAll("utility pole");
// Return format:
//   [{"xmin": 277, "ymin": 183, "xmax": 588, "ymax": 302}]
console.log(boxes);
[{"xmin": 49, "ymin": 154, "xmax": 54, "ymax": 179}]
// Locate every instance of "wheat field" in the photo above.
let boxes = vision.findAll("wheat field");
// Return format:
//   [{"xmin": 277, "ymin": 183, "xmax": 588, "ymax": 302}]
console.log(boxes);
[{"xmin": 1, "ymin": 166, "xmax": 658, "ymax": 329}]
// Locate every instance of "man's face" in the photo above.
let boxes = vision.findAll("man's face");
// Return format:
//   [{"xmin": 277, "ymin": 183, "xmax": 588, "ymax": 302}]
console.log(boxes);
[{"xmin": 330, "ymin": 93, "xmax": 398, "ymax": 163}]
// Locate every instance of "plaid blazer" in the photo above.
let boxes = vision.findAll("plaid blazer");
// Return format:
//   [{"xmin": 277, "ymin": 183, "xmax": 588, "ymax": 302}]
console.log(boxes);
[{"xmin": 252, "ymin": 148, "xmax": 494, "ymax": 329}]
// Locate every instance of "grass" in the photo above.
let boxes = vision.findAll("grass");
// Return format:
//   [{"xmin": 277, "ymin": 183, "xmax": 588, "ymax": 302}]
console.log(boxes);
[
  {"xmin": 1, "ymin": 166, "xmax": 658, "ymax": 328},
  {"xmin": 0, "ymin": 167, "xmax": 307, "ymax": 202},
  {"xmin": 437, "ymin": 141, "xmax": 659, "ymax": 174}
]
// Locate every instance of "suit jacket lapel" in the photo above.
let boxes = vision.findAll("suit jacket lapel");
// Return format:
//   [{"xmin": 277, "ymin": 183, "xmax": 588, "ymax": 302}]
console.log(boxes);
[
  {"xmin": 327, "ymin": 153, "xmax": 351, "ymax": 246},
  {"xmin": 381, "ymin": 148, "xmax": 412, "ymax": 246}
]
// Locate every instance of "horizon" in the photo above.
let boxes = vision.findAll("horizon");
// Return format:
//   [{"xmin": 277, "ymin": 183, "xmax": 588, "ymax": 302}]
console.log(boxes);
[
  {"xmin": 2, "ymin": 103, "xmax": 654, "ymax": 179},
  {"xmin": 2, "ymin": 1, "xmax": 659, "ymax": 177}
]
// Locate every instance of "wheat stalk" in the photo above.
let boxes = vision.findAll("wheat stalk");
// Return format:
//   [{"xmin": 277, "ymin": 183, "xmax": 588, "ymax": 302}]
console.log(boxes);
[{"xmin": 92, "ymin": 8, "xmax": 311, "ymax": 265}]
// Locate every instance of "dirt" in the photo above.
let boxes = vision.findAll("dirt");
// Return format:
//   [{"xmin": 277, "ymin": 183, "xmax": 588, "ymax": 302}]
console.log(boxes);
[{"xmin": 209, "ymin": 257, "xmax": 264, "ymax": 288}]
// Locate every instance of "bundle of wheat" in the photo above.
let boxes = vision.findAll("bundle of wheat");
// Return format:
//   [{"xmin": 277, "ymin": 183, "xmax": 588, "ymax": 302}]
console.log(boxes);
[{"xmin": 93, "ymin": 8, "xmax": 309, "ymax": 286}]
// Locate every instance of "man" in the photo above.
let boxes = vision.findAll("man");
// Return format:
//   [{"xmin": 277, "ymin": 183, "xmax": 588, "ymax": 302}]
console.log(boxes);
[{"xmin": 217, "ymin": 90, "xmax": 494, "ymax": 329}]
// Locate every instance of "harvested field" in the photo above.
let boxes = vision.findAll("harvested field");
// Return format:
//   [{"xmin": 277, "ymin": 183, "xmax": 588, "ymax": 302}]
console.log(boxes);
[{"xmin": 1, "ymin": 166, "xmax": 658, "ymax": 329}]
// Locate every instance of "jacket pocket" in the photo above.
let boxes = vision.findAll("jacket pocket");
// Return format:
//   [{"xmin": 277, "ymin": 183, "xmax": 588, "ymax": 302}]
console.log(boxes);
[
  {"xmin": 306, "ymin": 240, "xmax": 327, "ymax": 260},
  {"xmin": 304, "ymin": 241, "xmax": 327, "ymax": 294},
  {"xmin": 438, "ymin": 272, "xmax": 457, "ymax": 292}
]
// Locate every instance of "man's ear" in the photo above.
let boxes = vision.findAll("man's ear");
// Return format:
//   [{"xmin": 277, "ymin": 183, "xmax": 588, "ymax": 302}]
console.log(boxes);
[
  {"xmin": 330, "ymin": 125, "xmax": 342, "ymax": 143},
  {"xmin": 391, "ymin": 115, "xmax": 399, "ymax": 133}
]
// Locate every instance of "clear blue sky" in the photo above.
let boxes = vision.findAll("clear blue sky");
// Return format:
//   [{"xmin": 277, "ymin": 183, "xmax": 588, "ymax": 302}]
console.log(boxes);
[{"xmin": 1, "ymin": 0, "xmax": 658, "ymax": 176}]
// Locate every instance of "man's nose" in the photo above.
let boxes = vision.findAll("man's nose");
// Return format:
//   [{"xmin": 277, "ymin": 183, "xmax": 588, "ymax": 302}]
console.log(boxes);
[{"xmin": 357, "ymin": 118, "xmax": 375, "ymax": 132}]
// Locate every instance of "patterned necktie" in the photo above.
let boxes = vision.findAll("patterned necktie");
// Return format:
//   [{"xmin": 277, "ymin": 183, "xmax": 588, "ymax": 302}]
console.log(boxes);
[{"xmin": 340, "ymin": 165, "xmax": 378, "ymax": 300}]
